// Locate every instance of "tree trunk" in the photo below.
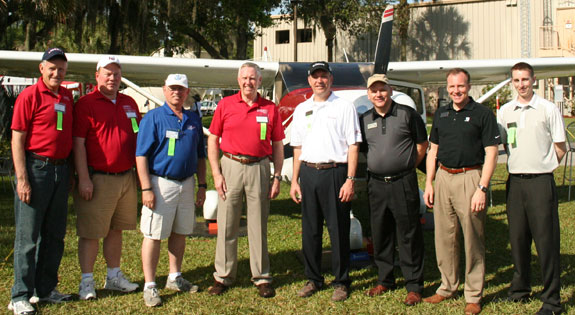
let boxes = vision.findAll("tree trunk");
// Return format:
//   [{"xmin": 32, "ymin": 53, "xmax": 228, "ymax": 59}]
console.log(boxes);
[{"xmin": 24, "ymin": 19, "xmax": 36, "ymax": 51}]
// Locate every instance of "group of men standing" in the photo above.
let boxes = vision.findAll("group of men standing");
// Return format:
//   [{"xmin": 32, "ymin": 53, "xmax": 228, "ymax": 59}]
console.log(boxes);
[{"xmin": 8, "ymin": 47, "xmax": 567, "ymax": 315}]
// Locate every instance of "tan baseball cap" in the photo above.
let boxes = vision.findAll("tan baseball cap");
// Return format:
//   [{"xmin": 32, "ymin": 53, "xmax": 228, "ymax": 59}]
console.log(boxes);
[{"xmin": 367, "ymin": 73, "xmax": 389, "ymax": 88}]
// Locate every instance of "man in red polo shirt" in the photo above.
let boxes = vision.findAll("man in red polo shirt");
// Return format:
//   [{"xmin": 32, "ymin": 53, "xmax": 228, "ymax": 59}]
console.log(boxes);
[
  {"xmin": 207, "ymin": 62, "xmax": 284, "ymax": 298},
  {"xmin": 73, "ymin": 55, "xmax": 141, "ymax": 300},
  {"xmin": 9, "ymin": 48, "xmax": 73, "ymax": 314}
]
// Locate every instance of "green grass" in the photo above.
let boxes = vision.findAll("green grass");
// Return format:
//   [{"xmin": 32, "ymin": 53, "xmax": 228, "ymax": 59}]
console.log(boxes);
[{"xmin": 0, "ymin": 164, "xmax": 575, "ymax": 314}]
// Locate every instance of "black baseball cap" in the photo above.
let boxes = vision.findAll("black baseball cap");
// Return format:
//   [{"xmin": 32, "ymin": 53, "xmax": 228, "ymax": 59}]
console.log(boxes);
[
  {"xmin": 308, "ymin": 61, "xmax": 332, "ymax": 75},
  {"xmin": 42, "ymin": 48, "xmax": 67, "ymax": 61}
]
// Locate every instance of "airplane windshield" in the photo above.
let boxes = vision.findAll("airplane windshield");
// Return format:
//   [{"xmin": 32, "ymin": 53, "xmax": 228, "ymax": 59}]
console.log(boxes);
[{"xmin": 279, "ymin": 62, "xmax": 374, "ymax": 92}]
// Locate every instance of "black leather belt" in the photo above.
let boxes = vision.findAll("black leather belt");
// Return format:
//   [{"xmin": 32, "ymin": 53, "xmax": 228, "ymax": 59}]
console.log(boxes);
[
  {"xmin": 303, "ymin": 162, "xmax": 347, "ymax": 170},
  {"xmin": 27, "ymin": 152, "xmax": 67, "ymax": 165},
  {"xmin": 93, "ymin": 169, "xmax": 132, "ymax": 176},
  {"xmin": 151, "ymin": 172, "xmax": 189, "ymax": 182},
  {"xmin": 510, "ymin": 173, "xmax": 552, "ymax": 179},
  {"xmin": 369, "ymin": 169, "xmax": 414, "ymax": 183}
]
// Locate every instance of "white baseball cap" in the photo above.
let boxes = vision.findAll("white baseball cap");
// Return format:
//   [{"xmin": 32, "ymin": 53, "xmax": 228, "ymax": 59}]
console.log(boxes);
[
  {"xmin": 96, "ymin": 55, "xmax": 121, "ymax": 70},
  {"xmin": 165, "ymin": 74, "xmax": 188, "ymax": 88}
]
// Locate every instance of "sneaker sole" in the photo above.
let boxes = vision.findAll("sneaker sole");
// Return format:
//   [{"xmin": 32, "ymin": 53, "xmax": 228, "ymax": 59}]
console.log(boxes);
[
  {"xmin": 79, "ymin": 294, "xmax": 96, "ymax": 301},
  {"xmin": 104, "ymin": 286, "xmax": 138, "ymax": 293}
]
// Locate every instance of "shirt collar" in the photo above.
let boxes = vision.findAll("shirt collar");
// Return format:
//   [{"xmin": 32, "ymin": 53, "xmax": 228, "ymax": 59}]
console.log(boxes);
[
  {"xmin": 447, "ymin": 97, "xmax": 476, "ymax": 111},
  {"xmin": 513, "ymin": 94, "xmax": 539, "ymax": 110},
  {"xmin": 236, "ymin": 91, "xmax": 262, "ymax": 109},
  {"xmin": 37, "ymin": 77, "xmax": 65, "ymax": 96},
  {"xmin": 370, "ymin": 101, "xmax": 397, "ymax": 120}
]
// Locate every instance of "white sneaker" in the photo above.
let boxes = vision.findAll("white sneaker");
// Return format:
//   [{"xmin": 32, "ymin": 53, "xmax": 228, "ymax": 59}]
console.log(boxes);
[
  {"xmin": 104, "ymin": 271, "xmax": 139, "ymax": 292},
  {"xmin": 7, "ymin": 300, "xmax": 35, "ymax": 315},
  {"xmin": 79, "ymin": 278, "xmax": 97, "ymax": 300},
  {"xmin": 28, "ymin": 296, "xmax": 38, "ymax": 304},
  {"xmin": 143, "ymin": 286, "xmax": 162, "ymax": 307},
  {"xmin": 38, "ymin": 289, "xmax": 72, "ymax": 303},
  {"xmin": 165, "ymin": 276, "xmax": 199, "ymax": 293}
]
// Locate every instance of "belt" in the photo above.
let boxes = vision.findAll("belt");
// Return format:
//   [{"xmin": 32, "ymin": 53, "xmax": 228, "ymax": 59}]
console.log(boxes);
[
  {"xmin": 28, "ymin": 152, "xmax": 67, "ymax": 165},
  {"xmin": 151, "ymin": 172, "xmax": 189, "ymax": 182},
  {"xmin": 93, "ymin": 169, "xmax": 132, "ymax": 176},
  {"xmin": 223, "ymin": 152, "xmax": 268, "ymax": 164},
  {"xmin": 510, "ymin": 173, "xmax": 552, "ymax": 179},
  {"xmin": 303, "ymin": 161, "xmax": 347, "ymax": 170},
  {"xmin": 369, "ymin": 169, "xmax": 414, "ymax": 183},
  {"xmin": 439, "ymin": 163, "xmax": 481, "ymax": 174}
]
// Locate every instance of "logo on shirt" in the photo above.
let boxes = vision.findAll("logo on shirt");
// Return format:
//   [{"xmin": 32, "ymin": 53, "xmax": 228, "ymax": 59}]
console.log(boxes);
[{"xmin": 464, "ymin": 117, "xmax": 471, "ymax": 122}]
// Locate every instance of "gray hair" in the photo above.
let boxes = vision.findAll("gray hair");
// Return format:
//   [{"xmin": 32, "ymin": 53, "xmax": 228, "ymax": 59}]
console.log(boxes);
[{"xmin": 238, "ymin": 62, "xmax": 261, "ymax": 78}]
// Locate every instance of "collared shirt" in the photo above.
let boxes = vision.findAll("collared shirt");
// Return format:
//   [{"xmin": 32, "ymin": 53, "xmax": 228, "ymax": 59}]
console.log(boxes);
[
  {"xmin": 360, "ymin": 101, "xmax": 427, "ymax": 175},
  {"xmin": 73, "ymin": 89, "xmax": 141, "ymax": 173},
  {"xmin": 11, "ymin": 78, "xmax": 74, "ymax": 159},
  {"xmin": 429, "ymin": 97, "xmax": 500, "ymax": 168},
  {"xmin": 291, "ymin": 92, "xmax": 362, "ymax": 163},
  {"xmin": 498, "ymin": 94, "xmax": 565, "ymax": 174},
  {"xmin": 136, "ymin": 103, "xmax": 206, "ymax": 179},
  {"xmin": 209, "ymin": 92, "xmax": 284, "ymax": 157}
]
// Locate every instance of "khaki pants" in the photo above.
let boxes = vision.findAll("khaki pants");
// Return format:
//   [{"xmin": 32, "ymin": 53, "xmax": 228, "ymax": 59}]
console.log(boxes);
[
  {"xmin": 213, "ymin": 156, "xmax": 271, "ymax": 285},
  {"xmin": 433, "ymin": 168, "xmax": 485, "ymax": 303}
]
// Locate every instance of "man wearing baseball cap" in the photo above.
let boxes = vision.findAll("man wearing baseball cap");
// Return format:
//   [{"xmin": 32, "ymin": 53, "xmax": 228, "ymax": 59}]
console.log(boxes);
[
  {"xmin": 73, "ymin": 55, "xmax": 141, "ymax": 300},
  {"xmin": 359, "ymin": 74, "xmax": 427, "ymax": 305},
  {"xmin": 9, "ymin": 47, "xmax": 73, "ymax": 314},
  {"xmin": 290, "ymin": 61, "xmax": 362, "ymax": 301},
  {"xmin": 136, "ymin": 74, "xmax": 207, "ymax": 307}
]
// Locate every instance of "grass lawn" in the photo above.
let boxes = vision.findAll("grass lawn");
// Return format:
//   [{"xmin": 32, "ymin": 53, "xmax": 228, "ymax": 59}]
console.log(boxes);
[{"xmin": 0, "ymin": 163, "xmax": 574, "ymax": 314}]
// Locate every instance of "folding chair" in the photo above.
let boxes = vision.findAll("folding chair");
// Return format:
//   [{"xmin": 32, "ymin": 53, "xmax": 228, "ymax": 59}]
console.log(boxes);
[{"xmin": 563, "ymin": 121, "xmax": 575, "ymax": 201}]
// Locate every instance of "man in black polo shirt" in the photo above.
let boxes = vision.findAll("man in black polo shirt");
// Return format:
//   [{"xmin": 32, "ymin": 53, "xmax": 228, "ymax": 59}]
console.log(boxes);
[
  {"xmin": 360, "ymin": 74, "xmax": 428, "ymax": 306},
  {"xmin": 422, "ymin": 68, "xmax": 499, "ymax": 315}
]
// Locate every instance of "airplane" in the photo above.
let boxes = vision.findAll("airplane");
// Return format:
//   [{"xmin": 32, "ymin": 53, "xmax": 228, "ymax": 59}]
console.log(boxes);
[{"xmin": 1, "ymin": 5, "xmax": 575, "ymax": 224}]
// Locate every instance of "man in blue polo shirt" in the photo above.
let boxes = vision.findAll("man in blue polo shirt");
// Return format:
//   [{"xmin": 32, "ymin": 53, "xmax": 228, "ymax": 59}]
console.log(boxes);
[{"xmin": 135, "ymin": 74, "xmax": 207, "ymax": 307}]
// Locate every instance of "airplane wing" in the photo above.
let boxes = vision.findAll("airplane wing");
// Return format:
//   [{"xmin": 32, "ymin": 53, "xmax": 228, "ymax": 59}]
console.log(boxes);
[
  {"xmin": 386, "ymin": 57, "xmax": 575, "ymax": 85},
  {"xmin": 0, "ymin": 50, "xmax": 279, "ymax": 88},
  {"xmin": 1, "ymin": 49, "xmax": 574, "ymax": 88}
]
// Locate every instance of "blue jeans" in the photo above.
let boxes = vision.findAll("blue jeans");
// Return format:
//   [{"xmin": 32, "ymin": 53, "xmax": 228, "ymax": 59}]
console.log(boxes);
[{"xmin": 11, "ymin": 157, "xmax": 69, "ymax": 302}]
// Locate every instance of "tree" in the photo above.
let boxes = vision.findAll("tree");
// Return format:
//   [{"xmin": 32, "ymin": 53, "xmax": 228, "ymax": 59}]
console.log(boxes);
[
  {"xmin": 395, "ymin": 0, "xmax": 409, "ymax": 61},
  {"xmin": 481, "ymin": 83, "xmax": 512, "ymax": 112}
]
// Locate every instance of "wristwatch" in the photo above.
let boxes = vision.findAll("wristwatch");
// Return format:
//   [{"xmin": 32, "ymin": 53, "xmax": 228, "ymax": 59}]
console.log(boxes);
[
  {"xmin": 477, "ymin": 184, "xmax": 488, "ymax": 193},
  {"xmin": 198, "ymin": 183, "xmax": 207, "ymax": 189},
  {"xmin": 273, "ymin": 175, "xmax": 282, "ymax": 182},
  {"xmin": 346, "ymin": 176, "xmax": 357, "ymax": 181}
]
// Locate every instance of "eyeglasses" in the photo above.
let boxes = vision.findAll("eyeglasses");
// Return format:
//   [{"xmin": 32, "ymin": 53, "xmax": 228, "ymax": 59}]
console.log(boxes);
[{"xmin": 167, "ymin": 86, "xmax": 186, "ymax": 92}]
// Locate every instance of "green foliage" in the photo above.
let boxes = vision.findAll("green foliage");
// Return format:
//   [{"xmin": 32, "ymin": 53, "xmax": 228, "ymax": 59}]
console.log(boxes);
[{"xmin": 481, "ymin": 83, "xmax": 513, "ymax": 112}]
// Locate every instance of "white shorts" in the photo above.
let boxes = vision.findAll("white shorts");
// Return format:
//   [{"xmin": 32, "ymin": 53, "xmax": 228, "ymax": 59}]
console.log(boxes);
[{"xmin": 140, "ymin": 175, "xmax": 196, "ymax": 240}]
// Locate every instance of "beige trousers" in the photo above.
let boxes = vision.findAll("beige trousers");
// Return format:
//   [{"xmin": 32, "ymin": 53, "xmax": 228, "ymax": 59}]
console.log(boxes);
[
  {"xmin": 433, "ymin": 168, "xmax": 485, "ymax": 303},
  {"xmin": 213, "ymin": 156, "xmax": 272, "ymax": 285}
]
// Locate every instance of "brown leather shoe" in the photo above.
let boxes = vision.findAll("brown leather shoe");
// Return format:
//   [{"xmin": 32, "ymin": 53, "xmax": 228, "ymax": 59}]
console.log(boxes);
[
  {"xmin": 465, "ymin": 303, "xmax": 481, "ymax": 315},
  {"xmin": 404, "ymin": 291, "xmax": 422, "ymax": 306},
  {"xmin": 297, "ymin": 281, "xmax": 320, "ymax": 298},
  {"xmin": 331, "ymin": 285, "xmax": 348, "ymax": 302},
  {"xmin": 256, "ymin": 283, "xmax": 275, "ymax": 298},
  {"xmin": 207, "ymin": 281, "xmax": 227, "ymax": 296},
  {"xmin": 366, "ymin": 285, "xmax": 391, "ymax": 297},
  {"xmin": 423, "ymin": 293, "xmax": 452, "ymax": 304}
]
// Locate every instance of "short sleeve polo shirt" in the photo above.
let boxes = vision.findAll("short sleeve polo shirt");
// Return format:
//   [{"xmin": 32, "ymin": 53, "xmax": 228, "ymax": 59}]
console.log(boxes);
[
  {"xmin": 209, "ymin": 92, "xmax": 284, "ymax": 157},
  {"xmin": 498, "ymin": 94, "xmax": 565, "ymax": 174},
  {"xmin": 136, "ymin": 104, "xmax": 206, "ymax": 179},
  {"xmin": 429, "ymin": 98, "xmax": 500, "ymax": 168},
  {"xmin": 11, "ymin": 78, "xmax": 74, "ymax": 159},
  {"xmin": 360, "ymin": 102, "xmax": 427, "ymax": 175},
  {"xmin": 290, "ymin": 93, "xmax": 362, "ymax": 163},
  {"xmin": 73, "ymin": 89, "xmax": 141, "ymax": 172}
]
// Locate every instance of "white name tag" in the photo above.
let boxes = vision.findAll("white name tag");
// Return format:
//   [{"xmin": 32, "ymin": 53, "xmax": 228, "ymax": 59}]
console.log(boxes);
[
  {"xmin": 54, "ymin": 103, "xmax": 66, "ymax": 112},
  {"xmin": 367, "ymin": 122, "xmax": 377, "ymax": 129},
  {"xmin": 126, "ymin": 111, "xmax": 137, "ymax": 118},
  {"xmin": 256, "ymin": 116, "xmax": 268, "ymax": 123},
  {"xmin": 166, "ymin": 130, "xmax": 179, "ymax": 139}
]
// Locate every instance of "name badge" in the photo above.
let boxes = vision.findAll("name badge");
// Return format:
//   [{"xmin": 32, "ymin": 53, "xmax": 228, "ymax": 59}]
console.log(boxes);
[
  {"xmin": 126, "ymin": 111, "xmax": 137, "ymax": 118},
  {"xmin": 440, "ymin": 112, "xmax": 449, "ymax": 118},
  {"xmin": 256, "ymin": 116, "xmax": 268, "ymax": 123},
  {"xmin": 305, "ymin": 110, "xmax": 313, "ymax": 116},
  {"xmin": 166, "ymin": 130, "xmax": 179, "ymax": 139},
  {"xmin": 367, "ymin": 122, "xmax": 377, "ymax": 129},
  {"xmin": 54, "ymin": 103, "xmax": 66, "ymax": 113}
]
